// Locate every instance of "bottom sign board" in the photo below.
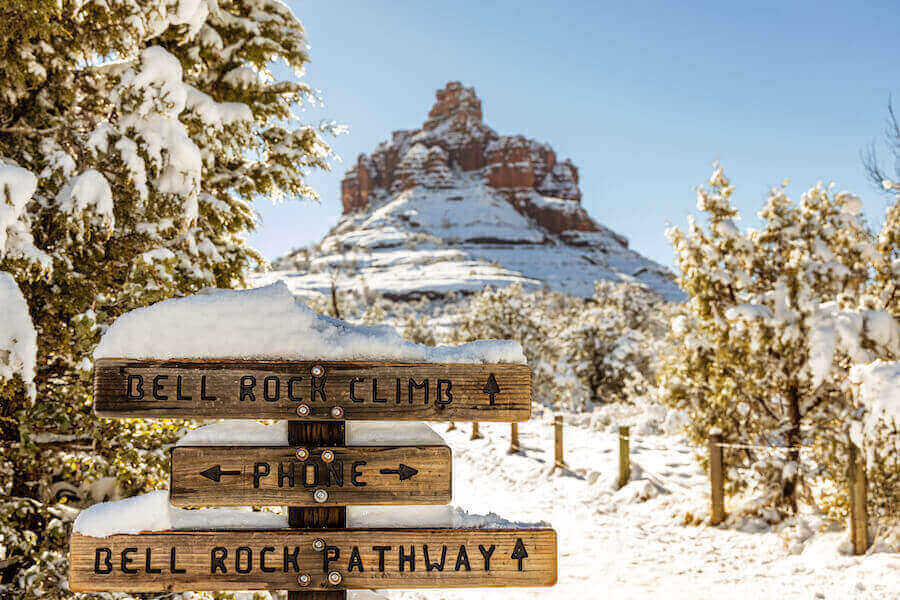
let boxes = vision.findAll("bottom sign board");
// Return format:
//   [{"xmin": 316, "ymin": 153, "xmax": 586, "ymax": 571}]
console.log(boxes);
[{"xmin": 69, "ymin": 528, "xmax": 557, "ymax": 591}]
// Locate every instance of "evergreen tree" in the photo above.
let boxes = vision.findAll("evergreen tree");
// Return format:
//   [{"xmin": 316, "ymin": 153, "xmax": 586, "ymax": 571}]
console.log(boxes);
[
  {"xmin": 0, "ymin": 2, "xmax": 335, "ymax": 597},
  {"xmin": 660, "ymin": 165, "xmax": 899, "ymax": 517}
]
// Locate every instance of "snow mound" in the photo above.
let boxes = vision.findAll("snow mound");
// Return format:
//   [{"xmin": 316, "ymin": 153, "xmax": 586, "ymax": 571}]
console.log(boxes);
[
  {"xmin": 74, "ymin": 491, "xmax": 542, "ymax": 538},
  {"xmin": 176, "ymin": 420, "xmax": 444, "ymax": 447},
  {"xmin": 94, "ymin": 281, "xmax": 525, "ymax": 363},
  {"xmin": 73, "ymin": 490, "xmax": 287, "ymax": 537}
]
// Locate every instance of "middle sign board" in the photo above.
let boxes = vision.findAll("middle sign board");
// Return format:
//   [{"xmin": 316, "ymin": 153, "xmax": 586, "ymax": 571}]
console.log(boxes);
[{"xmin": 171, "ymin": 445, "xmax": 452, "ymax": 506}]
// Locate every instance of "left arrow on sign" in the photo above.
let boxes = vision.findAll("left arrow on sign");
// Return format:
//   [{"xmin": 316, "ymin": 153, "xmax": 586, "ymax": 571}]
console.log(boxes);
[{"xmin": 199, "ymin": 465, "xmax": 241, "ymax": 482}]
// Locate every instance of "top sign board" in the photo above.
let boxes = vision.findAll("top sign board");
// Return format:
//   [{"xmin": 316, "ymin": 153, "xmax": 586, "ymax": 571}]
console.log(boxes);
[{"xmin": 93, "ymin": 359, "xmax": 531, "ymax": 422}]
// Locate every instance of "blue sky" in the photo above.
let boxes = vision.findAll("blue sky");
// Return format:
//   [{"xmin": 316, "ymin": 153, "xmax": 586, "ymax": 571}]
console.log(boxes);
[{"xmin": 251, "ymin": 0, "xmax": 900, "ymax": 267}]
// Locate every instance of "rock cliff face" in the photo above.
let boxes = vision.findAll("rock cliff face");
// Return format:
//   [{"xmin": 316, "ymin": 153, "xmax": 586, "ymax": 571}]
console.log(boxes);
[
  {"xmin": 262, "ymin": 82, "xmax": 681, "ymax": 301},
  {"xmin": 341, "ymin": 82, "xmax": 597, "ymax": 234}
]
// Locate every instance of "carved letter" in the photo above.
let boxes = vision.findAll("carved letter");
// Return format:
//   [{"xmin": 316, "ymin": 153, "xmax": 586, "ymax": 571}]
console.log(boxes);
[
  {"xmin": 351, "ymin": 461, "xmax": 367, "ymax": 487},
  {"xmin": 260, "ymin": 546, "xmax": 276, "ymax": 573},
  {"xmin": 253, "ymin": 462, "xmax": 270, "ymax": 488},
  {"xmin": 372, "ymin": 378, "xmax": 388, "ymax": 403},
  {"xmin": 409, "ymin": 378, "xmax": 428, "ymax": 405},
  {"xmin": 176, "ymin": 376, "xmax": 191, "ymax": 401},
  {"xmin": 283, "ymin": 547, "xmax": 300, "ymax": 573},
  {"xmin": 323, "ymin": 546, "xmax": 340, "ymax": 572},
  {"xmin": 211, "ymin": 547, "xmax": 227, "ymax": 574},
  {"xmin": 478, "ymin": 544, "xmax": 496, "ymax": 571},
  {"xmin": 200, "ymin": 375, "xmax": 216, "ymax": 401},
  {"xmin": 240, "ymin": 376, "xmax": 256, "ymax": 401},
  {"xmin": 372, "ymin": 546, "xmax": 391, "ymax": 572},
  {"xmin": 303, "ymin": 463, "xmax": 319, "ymax": 487},
  {"xmin": 121, "ymin": 548, "xmax": 137, "ymax": 574},
  {"xmin": 454, "ymin": 545, "xmax": 470, "ymax": 571},
  {"xmin": 399, "ymin": 545, "xmax": 415, "ymax": 572},
  {"xmin": 326, "ymin": 460, "xmax": 343, "ymax": 487},
  {"xmin": 423, "ymin": 545, "xmax": 447, "ymax": 571},
  {"xmin": 235, "ymin": 547, "xmax": 252, "ymax": 574},
  {"xmin": 278, "ymin": 462, "xmax": 294, "ymax": 488},
  {"xmin": 311, "ymin": 373, "xmax": 326, "ymax": 402},
  {"xmin": 145, "ymin": 548, "xmax": 161, "ymax": 574},
  {"xmin": 127, "ymin": 375, "xmax": 143, "ymax": 400},
  {"xmin": 437, "ymin": 379, "xmax": 453, "ymax": 405},
  {"xmin": 152, "ymin": 375, "xmax": 168, "ymax": 400},
  {"xmin": 349, "ymin": 377, "xmax": 365, "ymax": 402},
  {"xmin": 288, "ymin": 377, "xmax": 303, "ymax": 401},
  {"xmin": 171, "ymin": 547, "xmax": 185, "ymax": 574},
  {"xmin": 348, "ymin": 546, "xmax": 364, "ymax": 572},
  {"xmin": 263, "ymin": 376, "xmax": 279, "ymax": 402},
  {"xmin": 94, "ymin": 548, "xmax": 112, "ymax": 574}
]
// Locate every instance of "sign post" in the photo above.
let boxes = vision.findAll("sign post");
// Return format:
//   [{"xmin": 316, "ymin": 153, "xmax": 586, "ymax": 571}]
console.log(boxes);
[{"xmin": 73, "ymin": 359, "xmax": 557, "ymax": 594}]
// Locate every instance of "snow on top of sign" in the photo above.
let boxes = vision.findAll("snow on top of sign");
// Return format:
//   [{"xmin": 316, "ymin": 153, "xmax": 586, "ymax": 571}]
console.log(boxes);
[
  {"xmin": 73, "ymin": 490, "xmax": 286, "ymax": 537},
  {"xmin": 176, "ymin": 420, "xmax": 444, "ymax": 447},
  {"xmin": 73, "ymin": 491, "xmax": 542, "ymax": 538},
  {"xmin": 94, "ymin": 281, "xmax": 525, "ymax": 363}
]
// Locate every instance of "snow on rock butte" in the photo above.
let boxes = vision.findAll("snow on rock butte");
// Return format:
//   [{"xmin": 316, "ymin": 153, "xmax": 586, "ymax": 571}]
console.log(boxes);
[
  {"xmin": 93, "ymin": 281, "xmax": 524, "ymax": 363},
  {"xmin": 259, "ymin": 82, "xmax": 682, "ymax": 301}
]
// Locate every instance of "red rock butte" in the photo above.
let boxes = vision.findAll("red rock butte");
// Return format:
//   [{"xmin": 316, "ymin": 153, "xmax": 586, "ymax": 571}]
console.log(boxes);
[{"xmin": 340, "ymin": 81, "xmax": 600, "ymax": 235}]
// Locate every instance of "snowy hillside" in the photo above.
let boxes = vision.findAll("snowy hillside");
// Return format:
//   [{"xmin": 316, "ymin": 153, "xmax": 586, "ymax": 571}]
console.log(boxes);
[{"xmin": 257, "ymin": 83, "xmax": 681, "ymax": 301}]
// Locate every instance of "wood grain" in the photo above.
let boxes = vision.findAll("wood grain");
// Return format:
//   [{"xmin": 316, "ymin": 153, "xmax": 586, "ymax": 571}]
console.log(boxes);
[
  {"xmin": 69, "ymin": 528, "xmax": 557, "ymax": 592},
  {"xmin": 170, "ymin": 445, "xmax": 452, "ymax": 507},
  {"xmin": 93, "ymin": 359, "xmax": 531, "ymax": 422}
]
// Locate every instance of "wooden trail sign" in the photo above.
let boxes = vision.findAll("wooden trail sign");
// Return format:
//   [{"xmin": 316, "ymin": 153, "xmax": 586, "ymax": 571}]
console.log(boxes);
[
  {"xmin": 93, "ymin": 359, "xmax": 531, "ymax": 422},
  {"xmin": 69, "ymin": 528, "xmax": 557, "ymax": 592},
  {"xmin": 170, "ymin": 445, "xmax": 452, "ymax": 506}
]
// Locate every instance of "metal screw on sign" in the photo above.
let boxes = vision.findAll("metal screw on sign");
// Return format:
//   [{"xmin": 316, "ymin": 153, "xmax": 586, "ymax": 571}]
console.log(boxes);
[
  {"xmin": 311, "ymin": 365, "xmax": 325, "ymax": 377},
  {"xmin": 331, "ymin": 406, "xmax": 344, "ymax": 419},
  {"xmin": 321, "ymin": 449, "xmax": 335, "ymax": 463},
  {"xmin": 328, "ymin": 571, "xmax": 343, "ymax": 586},
  {"xmin": 296, "ymin": 404, "xmax": 310, "ymax": 417},
  {"xmin": 295, "ymin": 447, "xmax": 309, "ymax": 461},
  {"xmin": 314, "ymin": 489, "xmax": 329, "ymax": 503},
  {"xmin": 297, "ymin": 573, "xmax": 311, "ymax": 587},
  {"xmin": 312, "ymin": 538, "xmax": 326, "ymax": 552}
]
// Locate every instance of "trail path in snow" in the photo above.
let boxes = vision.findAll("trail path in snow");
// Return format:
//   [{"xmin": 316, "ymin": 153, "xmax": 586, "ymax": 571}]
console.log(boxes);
[{"xmin": 378, "ymin": 419, "xmax": 898, "ymax": 600}]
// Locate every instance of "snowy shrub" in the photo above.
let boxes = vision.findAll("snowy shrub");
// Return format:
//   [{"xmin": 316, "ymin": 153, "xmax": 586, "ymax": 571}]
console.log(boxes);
[
  {"xmin": 0, "ymin": 2, "xmax": 336, "ymax": 597},
  {"xmin": 453, "ymin": 282, "xmax": 669, "ymax": 410},
  {"xmin": 659, "ymin": 165, "xmax": 899, "ymax": 518}
]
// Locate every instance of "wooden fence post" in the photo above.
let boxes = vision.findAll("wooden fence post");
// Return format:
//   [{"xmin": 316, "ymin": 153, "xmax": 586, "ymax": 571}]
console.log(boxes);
[
  {"xmin": 508, "ymin": 423, "xmax": 520, "ymax": 454},
  {"xmin": 709, "ymin": 430, "xmax": 725, "ymax": 525},
  {"xmin": 617, "ymin": 426, "xmax": 630, "ymax": 489},
  {"xmin": 554, "ymin": 415, "xmax": 564, "ymax": 468},
  {"xmin": 848, "ymin": 442, "xmax": 869, "ymax": 555},
  {"xmin": 470, "ymin": 422, "xmax": 483, "ymax": 440}
]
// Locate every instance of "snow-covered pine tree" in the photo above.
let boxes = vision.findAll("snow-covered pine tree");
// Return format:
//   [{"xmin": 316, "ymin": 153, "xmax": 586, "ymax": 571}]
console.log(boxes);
[
  {"xmin": 0, "ymin": 2, "xmax": 335, "ymax": 596},
  {"xmin": 660, "ymin": 165, "xmax": 899, "ymax": 517}
]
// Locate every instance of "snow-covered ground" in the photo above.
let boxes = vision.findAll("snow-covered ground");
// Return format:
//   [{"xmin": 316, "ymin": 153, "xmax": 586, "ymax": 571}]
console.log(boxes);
[{"xmin": 381, "ymin": 418, "xmax": 898, "ymax": 600}]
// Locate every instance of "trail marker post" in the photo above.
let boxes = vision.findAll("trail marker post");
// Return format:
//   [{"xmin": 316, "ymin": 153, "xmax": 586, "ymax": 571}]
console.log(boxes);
[
  {"xmin": 553, "ymin": 415, "xmax": 564, "ymax": 469},
  {"xmin": 708, "ymin": 430, "xmax": 725, "ymax": 525},
  {"xmin": 508, "ymin": 423, "xmax": 520, "ymax": 454},
  {"xmin": 72, "ymin": 359, "xmax": 557, "ymax": 594},
  {"xmin": 617, "ymin": 426, "xmax": 630, "ymax": 489}
]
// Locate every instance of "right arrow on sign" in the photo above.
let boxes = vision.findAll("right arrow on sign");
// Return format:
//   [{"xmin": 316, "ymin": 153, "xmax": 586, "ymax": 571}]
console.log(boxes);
[
  {"xmin": 482, "ymin": 373, "xmax": 501, "ymax": 405},
  {"xmin": 379, "ymin": 463, "xmax": 419, "ymax": 481}
]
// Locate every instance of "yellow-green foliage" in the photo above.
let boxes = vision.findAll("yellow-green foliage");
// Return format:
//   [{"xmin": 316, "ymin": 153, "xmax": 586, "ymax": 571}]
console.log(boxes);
[{"xmin": 0, "ymin": 2, "xmax": 334, "ymax": 597}]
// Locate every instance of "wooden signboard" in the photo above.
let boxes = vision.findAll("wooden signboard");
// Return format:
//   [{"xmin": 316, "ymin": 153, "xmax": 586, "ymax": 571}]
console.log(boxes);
[
  {"xmin": 69, "ymin": 528, "xmax": 557, "ymax": 592},
  {"xmin": 170, "ymin": 445, "xmax": 452, "ymax": 506},
  {"xmin": 93, "ymin": 359, "xmax": 530, "ymax": 422}
]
